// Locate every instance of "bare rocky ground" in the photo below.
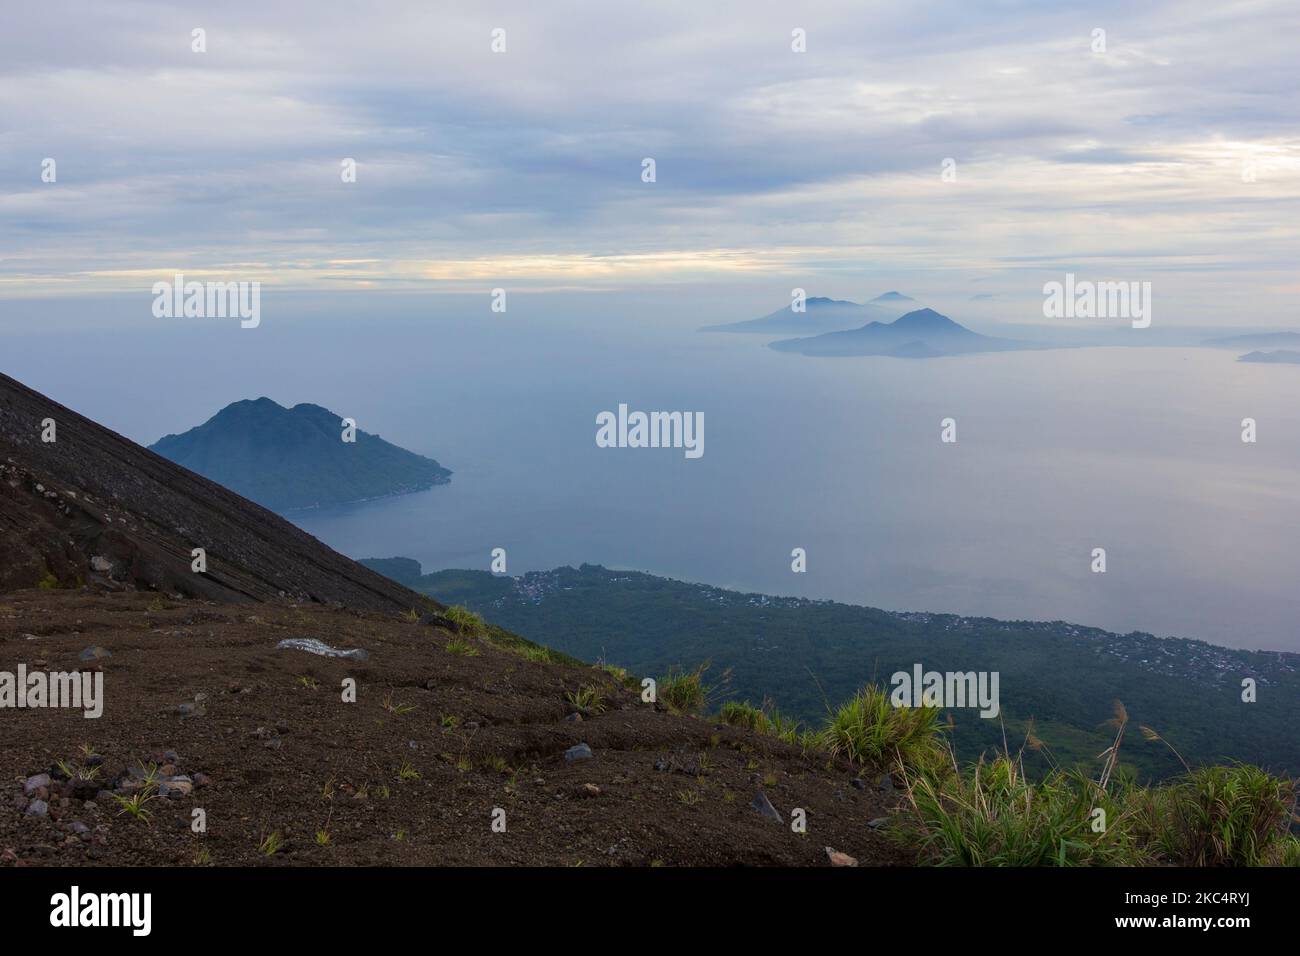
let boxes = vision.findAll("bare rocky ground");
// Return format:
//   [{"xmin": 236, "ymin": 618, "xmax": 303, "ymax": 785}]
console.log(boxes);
[
  {"xmin": 0, "ymin": 371, "xmax": 909, "ymax": 866},
  {"xmin": 1, "ymin": 589, "xmax": 911, "ymax": 867}
]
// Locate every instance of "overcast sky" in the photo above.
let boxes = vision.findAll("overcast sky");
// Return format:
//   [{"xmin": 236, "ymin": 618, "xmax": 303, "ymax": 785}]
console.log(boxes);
[{"xmin": 2, "ymin": 1, "xmax": 1297, "ymax": 324}]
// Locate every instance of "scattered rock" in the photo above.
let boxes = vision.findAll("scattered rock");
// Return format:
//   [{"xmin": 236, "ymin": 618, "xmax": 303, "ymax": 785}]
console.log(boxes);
[
  {"xmin": 157, "ymin": 776, "xmax": 193, "ymax": 799},
  {"xmin": 563, "ymin": 712, "xmax": 583, "ymax": 723},
  {"xmin": 23, "ymin": 773, "xmax": 50, "ymax": 796},
  {"xmin": 69, "ymin": 821, "xmax": 90, "ymax": 836},
  {"xmin": 276, "ymin": 638, "xmax": 369, "ymax": 662},
  {"xmin": 25, "ymin": 799, "xmax": 49, "ymax": 817},
  {"xmin": 89, "ymin": 556, "xmax": 112, "ymax": 572},
  {"xmin": 564, "ymin": 743, "xmax": 594, "ymax": 763},
  {"xmin": 578, "ymin": 783, "xmax": 601, "ymax": 798},
  {"xmin": 750, "ymin": 791, "xmax": 782, "ymax": 823},
  {"xmin": 192, "ymin": 773, "xmax": 211, "ymax": 789},
  {"xmin": 867, "ymin": 817, "xmax": 890, "ymax": 830},
  {"xmin": 825, "ymin": 847, "xmax": 859, "ymax": 867},
  {"xmin": 877, "ymin": 772, "xmax": 895, "ymax": 792},
  {"xmin": 851, "ymin": 778, "xmax": 866, "ymax": 791},
  {"xmin": 78, "ymin": 646, "xmax": 111, "ymax": 662}
]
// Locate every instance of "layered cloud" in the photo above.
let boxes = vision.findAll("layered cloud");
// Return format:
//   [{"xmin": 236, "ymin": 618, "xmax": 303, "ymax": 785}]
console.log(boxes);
[{"xmin": 2, "ymin": 0, "xmax": 1297, "ymax": 321}]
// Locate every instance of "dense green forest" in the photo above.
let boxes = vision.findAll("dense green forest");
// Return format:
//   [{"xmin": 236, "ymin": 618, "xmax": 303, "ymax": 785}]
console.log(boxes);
[{"xmin": 363, "ymin": 558, "xmax": 1300, "ymax": 782}]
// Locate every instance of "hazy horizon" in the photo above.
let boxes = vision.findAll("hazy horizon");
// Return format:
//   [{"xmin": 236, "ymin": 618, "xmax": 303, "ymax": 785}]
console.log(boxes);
[{"xmin": 4, "ymin": 2, "xmax": 1300, "ymax": 652}]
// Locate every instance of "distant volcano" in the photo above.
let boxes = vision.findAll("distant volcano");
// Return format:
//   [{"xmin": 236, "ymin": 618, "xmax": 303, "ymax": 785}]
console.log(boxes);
[
  {"xmin": 770, "ymin": 307, "xmax": 1023, "ymax": 358},
  {"xmin": 701, "ymin": 292, "xmax": 918, "ymax": 335}
]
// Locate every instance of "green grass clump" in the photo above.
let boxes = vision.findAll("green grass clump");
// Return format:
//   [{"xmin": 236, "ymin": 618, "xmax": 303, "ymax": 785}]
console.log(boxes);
[
  {"xmin": 1129, "ymin": 764, "xmax": 1297, "ymax": 866},
  {"xmin": 818, "ymin": 685, "xmax": 947, "ymax": 774},
  {"xmin": 445, "ymin": 637, "xmax": 479, "ymax": 657},
  {"xmin": 896, "ymin": 702, "xmax": 1299, "ymax": 867},
  {"xmin": 719, "ymin": 699, "xmax": 808, "ymax": 746},
  {"xmin": 565, "ymin": 684, "xmax": 607, "ymax": 715},
  {"xmin": 444, "ymin": 605, "xmax": 486, "ymax": 636},
  {"xmin": 659, "ymin": 663, "xmax": 713, "ymax": 715},
  {"xmin": 259, "ymin": 832, "xmax": 283, "ymax": 856},
  {"xmin": 901, "ymin": 753, "xmax": 1137, "ymax": 866},
  {"xmin": 111, "ymin": 791, "xmax": 156, "ymax": 824}
]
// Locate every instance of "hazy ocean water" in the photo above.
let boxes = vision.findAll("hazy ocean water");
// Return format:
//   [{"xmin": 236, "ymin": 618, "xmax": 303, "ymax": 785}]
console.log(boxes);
[{"xmin": 6, "ymin": 292, "xmax": 1299, "ymax": 652}]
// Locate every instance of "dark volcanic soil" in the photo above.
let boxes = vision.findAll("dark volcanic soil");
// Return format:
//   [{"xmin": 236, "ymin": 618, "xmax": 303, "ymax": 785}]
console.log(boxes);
[
  {"xmin": 0, "ymin": 372, "xmax": 425, "ymax": 611},
  {"xmin": 1, "ymin": 589, "xmax": 911, "ymax": 867}
]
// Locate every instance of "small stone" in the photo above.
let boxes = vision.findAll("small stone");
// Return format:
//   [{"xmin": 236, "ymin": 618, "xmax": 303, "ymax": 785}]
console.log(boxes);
[
  {"xmin": 579, "ymin": 783, "xmax": 601, "ymax": 798},
  {"xmin": 564, "ymin": 743, "xmax": 594, "ymax": 763},
  {"xmin": 25, "ymin": 799, "xmax": 49, "ymax": 817},
  {"xmin": 89, "ymin": 556, "xmax": 112, "ymax": 573},
  {"xmin": 79, "ymin": 646, "xmax": 111, "ymax": 662},
  {"xmin": 70, "ymin": 821, "xmax": 90, "ymax": 836},
  {"xmin": 750, "ymin": 791, "xmax": 782, "ymax": 823},
  {"xmin": 276, "ymin": 638, "xmax": 369, "ymax": 662},
  {"xmin": 851, "ymin": 778, "xmax": 866, "ymax": 790},
  {"xmin": 192, "ymin": 773, "xmax": 211, "ymax": 789},
  {"xmin": 23, "ymin": 773, "xmax": 50, "ymax": 796},
  {"xmin": 877, "ymin": 772, "xmax": 895, "ymax": 792},
  {"xmin": 157, "ymin": 776, "xmax": 193, "ymax": 799},
  {"xmin": 867, "ymin": 816, "xmax": 890, "ymax": 830},
  {"xmin": 563, "ymin": 712, "xmax": 583, "ymax": 723},
  {"xmin": 825, "ymin": 847, "xmax": 859, "ymax": 867}
]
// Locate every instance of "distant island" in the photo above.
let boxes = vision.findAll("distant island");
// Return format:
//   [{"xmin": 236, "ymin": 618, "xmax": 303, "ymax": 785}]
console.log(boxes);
[
  {"xmin": 150, "ymin": 398, "xmax": 450, "ymax": 512},
  {"xmin": 1238, "ymin": 349, "xmax": 1300, "ymax": 365},
  {"xmin": 700, "ymin": 293, "xmax": 910, "ymax": 334},
  {"xmin": 360, "ymin": 559, "xmax": 1300, "ymax": 782},
  {"xmin": 770, "ymin": 307, "xmax": 1023, "ymax": 358}
]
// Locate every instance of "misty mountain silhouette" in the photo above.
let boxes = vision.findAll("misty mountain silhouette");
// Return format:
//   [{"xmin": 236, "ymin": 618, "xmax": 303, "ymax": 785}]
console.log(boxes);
[
  {"xmin": 150, "ymin": 398, "xmax": 450, "ymax": 512},
  {"xmin": 1238, "ymin": 349, "xmax": 1300, "ymax": 364},
  {"xmin": 770, "ymin": 307, "xmax": 1022, "ymax": 358},
  {"xmin": 701, "ymin": 294, "xmax": 909, "ymax": 334}
]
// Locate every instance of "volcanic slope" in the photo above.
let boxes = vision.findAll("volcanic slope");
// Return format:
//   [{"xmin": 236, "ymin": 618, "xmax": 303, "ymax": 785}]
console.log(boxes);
[{"xmin": 0, "ymin": 373, "xmax": 905, "ymax": 867}]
